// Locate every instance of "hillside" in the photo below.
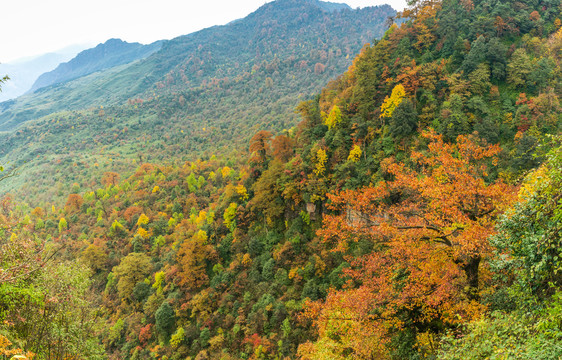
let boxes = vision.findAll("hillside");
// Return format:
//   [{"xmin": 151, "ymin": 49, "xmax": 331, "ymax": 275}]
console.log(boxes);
[
  {"xmin": 29, "ymin": 38, "xmax": 163, "ymax": 93},
  {"xmin": 0, "ymin": 0, "xmax": 394, "ymax": 204},
  {"xmin": 1, "ymin": 0, "xmax": 561, "ymax": 359},
  {"xmin": 0, "ymin": 0, "xmax": 394, "ymax": 131}
]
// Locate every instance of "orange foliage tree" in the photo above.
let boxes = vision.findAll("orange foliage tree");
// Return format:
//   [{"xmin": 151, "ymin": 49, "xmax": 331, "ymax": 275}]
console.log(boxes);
[
  {"xmin": 102, "ymin": 171, "xmax": 120, "ymax": 187},
  {"xmin": 299, "ymin": 130, "xmax": 517, "ymax": 358},
  {"xmin": 249, "ymin": 130, "xmax": 273, "ymax": 165},
  {"xmin": 176, "ymin": 228, "xmax": 217, "ymax": 294},
  {"xmin": 65, "ymin": 193, "xmax": 84, "ymax": 212}
]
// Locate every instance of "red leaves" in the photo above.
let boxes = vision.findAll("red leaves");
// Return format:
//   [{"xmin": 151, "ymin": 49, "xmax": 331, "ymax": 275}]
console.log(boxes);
[{"xmin": 303, "ymin": 131, "xmax": 517, "ymax": 356}]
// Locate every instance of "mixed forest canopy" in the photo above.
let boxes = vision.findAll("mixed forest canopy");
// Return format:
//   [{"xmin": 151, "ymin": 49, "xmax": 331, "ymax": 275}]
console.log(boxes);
[{"xmin": 1, "ymin": 0, "xmax": 562, "ymax": 359}]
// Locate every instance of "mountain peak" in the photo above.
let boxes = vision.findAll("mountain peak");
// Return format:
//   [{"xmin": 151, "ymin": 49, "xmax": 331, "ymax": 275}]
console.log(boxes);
[{"xmin": 258, "ymin": 0, "xmax": 352, "ymax": 13}]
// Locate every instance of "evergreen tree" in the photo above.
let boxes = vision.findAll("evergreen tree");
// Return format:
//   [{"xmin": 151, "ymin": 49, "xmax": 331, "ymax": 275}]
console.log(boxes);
[{"xmin": 389, "ymin": 98, "xmax": 418, "ymax": 139}]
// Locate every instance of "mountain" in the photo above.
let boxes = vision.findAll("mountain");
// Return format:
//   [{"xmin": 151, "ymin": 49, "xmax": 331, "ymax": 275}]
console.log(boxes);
[
  {"xmin": 0, "ymin": 45, "xmax": 88, "ymax": 102},
  {"xmin": 0, "ymin": 0, "xmax": 394, "ymax": 204},
  {"xmin": 1, "ymin": 0, "xmax": 562, "ymax": 359},
  {"xmin": 0, "ymin": 0, "xmax": 394, "ymax": 131},
  {"xmin": 28, "ymin": 38, "xmax": 163, "ymax": 93}
]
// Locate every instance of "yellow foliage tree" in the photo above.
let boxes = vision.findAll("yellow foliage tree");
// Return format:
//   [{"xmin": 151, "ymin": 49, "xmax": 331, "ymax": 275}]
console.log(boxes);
[
  {"xmin": 324, "ymin": 105, "xmax": 342, "ymax": 129},
  {"xmin": 137, "ymin": 227, "xmax": 150, "ymax": 239},
  {"xmin": 380, "ymin": 84, "xmax": 406, "ymax": 119},
  {"xmin": 314, "ymin": 149, "xmax": 328, "ymax": 176},
  {"xmin": 236, "ymin": 184, "xmax": 249, "ymax": 201},
  {"xmin": 137, "ymin": 213, "xmax": 150, "ymax": 227},
  {"xmin": 347, "ymin": 144, "xmax": 362, "ymax": 162}
]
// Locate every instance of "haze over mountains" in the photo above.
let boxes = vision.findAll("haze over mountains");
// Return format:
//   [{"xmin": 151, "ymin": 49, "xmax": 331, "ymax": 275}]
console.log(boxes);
[
  {"xmin": 0, "ymin": 0, "xmax": 394, "ymax": 131},
  {"xmin": 0, "ymin": 44, "xmax": 88, "ymax": 102}
]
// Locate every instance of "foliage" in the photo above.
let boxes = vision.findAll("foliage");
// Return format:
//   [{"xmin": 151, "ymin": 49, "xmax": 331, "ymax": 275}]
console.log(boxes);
[
  {"xmin": 0, "ymin": 0, "xmax": 561, "ymax": 359},
  {"xmin": 299, "ymin": 130, "xmax": 517, "ymax": 358}
]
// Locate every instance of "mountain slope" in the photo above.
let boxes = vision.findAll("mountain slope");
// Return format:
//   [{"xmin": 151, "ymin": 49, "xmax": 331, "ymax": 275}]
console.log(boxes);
[
  {"xmin": 28, "ymin": 38, "xmax": 163, "ymax": 93},
  {"xmin": 0, "ymin": 0, "xmax": 394, "ymax": 131},
  {"xmin": 1, "ymin": 0, "xmax": 562, "ymax": 359}
]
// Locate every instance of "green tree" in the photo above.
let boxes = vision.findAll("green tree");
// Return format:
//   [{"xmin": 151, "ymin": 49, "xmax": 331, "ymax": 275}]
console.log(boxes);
[
  {"xmin": 438, "ymin": 94, "xmax": 469, "ymax": 141},
  {"xmin": 389, "ymin": 98, "xmax": 418, "ymax": 138},
  {"xmin": 155, "ymin": 301, "xmax": 176, "ymax": 341},
  {"xmin": 486, "ymin": 37, "xmax": 508, "ymax": 81},
  {"xmin": 112, "ymin": 252, "xmax": 153, "ymax": 299},
  {"xmin": 460, "ymin": 35, "xmax": 487, "ymax": 74},
  {"xmin": 468, "ymin": 63, "xmax": 491, "ymax": 95},
  {"xmin": 507, "ymin": 48, "xmax": 532, "ymax": 88}
]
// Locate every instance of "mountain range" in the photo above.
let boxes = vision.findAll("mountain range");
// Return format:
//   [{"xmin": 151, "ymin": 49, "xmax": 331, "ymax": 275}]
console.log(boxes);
[
  {"xmin": 0, "ymin": 0, "xmax": 394, "ymax": 132},
  {"xmin": 0, "ymin": 44, "xmax": 88, "ymax": 102},
  {"xmin": 28, "ymin": 38, "xmax": 163, "ymax": 94}
]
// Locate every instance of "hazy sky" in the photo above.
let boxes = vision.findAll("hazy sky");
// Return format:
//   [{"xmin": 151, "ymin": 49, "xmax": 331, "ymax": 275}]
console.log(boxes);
[{"xmin": 1, "ymin": 0, "xmax": 407, "ymax": 63}]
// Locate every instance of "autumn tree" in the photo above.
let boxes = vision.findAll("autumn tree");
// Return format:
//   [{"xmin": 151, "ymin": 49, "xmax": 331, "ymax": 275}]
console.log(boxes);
[
  {"xmin": 271, "ymin": 135, "xmax": 294, "ymax": 162},
  {"xmin": 380, "ymin": 84, "xmax": 406, "ymax": 120},
  {"xmin": 176, "ymin": 229, "xmax": 217, "ymax": 293},
  {"xmin": 65, "ymin": 193, "xmax": 84, "ymax": 212},
  {"xmin": 299, "ymin": 130, "xmax": 516, "ymax": 358},
  {"xmin": 324, "ymin": 105, "xmax": 342, "ymax": 130},
  {"xmin": 112, "ymin": 252, "xmax": 153, "ymax": 300},
  {"xmin": 102, "ymin": 171, "xmax": 120, "ymax": 187},
  {"xmin": 249, "ymin": 130, "xmax": 273, "ymax": 165}
]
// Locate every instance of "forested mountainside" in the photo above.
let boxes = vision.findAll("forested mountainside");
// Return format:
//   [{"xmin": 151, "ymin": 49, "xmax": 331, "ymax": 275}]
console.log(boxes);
[
  {"xmin": 0, "ymin": 0, "xmax": 394, "ymax": 206},
  {"xmin": 1, "ymin": 0, "xmax": 562, "ymax": 359},
  {"xmin": 28, "ymin": 39, "xmax": 164, "ymax": 94},
  {"xmin": 0, "ymin": 0, "xmax": 394, "ymax": 131}
]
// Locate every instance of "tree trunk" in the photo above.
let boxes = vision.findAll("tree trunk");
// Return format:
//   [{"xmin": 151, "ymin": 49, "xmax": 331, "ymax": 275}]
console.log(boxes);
[{"xmin": 461, "ymin": 255, "xmax": 481, "ymax": 300}]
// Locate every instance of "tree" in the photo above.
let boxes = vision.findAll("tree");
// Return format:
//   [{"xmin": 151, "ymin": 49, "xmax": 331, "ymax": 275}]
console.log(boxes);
[
  {"xmin": 507, "ymin": 48, "xmax": 532, "ymax": 88},
  {"xmin": 492, "ymin": 144, "xmax": 562, "ymax": 294},
  {"xmin": 65, "ymin": 193, "xmax": 84, "ymax": 212},
  {"xmin": 468, "ymin": 63, "xmax": 491, "ymax": 96},
  {"xmin": 272, "ymin": 135, "xmax": 294, "ymax": 162},
  {"xmin": 486, "ymin": 37, "xmax": 507, "ymax": 81},
  {"xmin": 380, "ymin": 84, "xmax": 406, "ymax": 119},
  {"xmin": 1, "ymin": 260, "xmax": 104, "ymax": 359},
  {"xmin": 389, "ymin": 98, "xmax": 418, "ymax": 139},
  {"xmin": 439, "ymin": 94, "xmax": 470, "ymax": 141},
  {"xmin": 176, "ymin": 229, "xmax": 216, "ymax": 293},
  {"xmin": 300, "ymin": 130, "xmax": 516, "ymax": 358},
  {"xmin": 459, "ymin": 35, "xmax": 487, "ymax": 75},
  {"xmin": 112, "ymin": 252, "xmax": 153, "ymax": 300},
  {"xmin": 102, "ymin": 171, "xmax": 120, "ymax": 186},
  {"xmin": 324, "ymin": 105, "xmax": 342, "ymax": 130},
  {"xmin": 249, "ymin": 130, "xmax": 273, "ymax": 165},
  {"xmin": 155, "ymin": 301, "xmax": 176, "ymax": 340}
]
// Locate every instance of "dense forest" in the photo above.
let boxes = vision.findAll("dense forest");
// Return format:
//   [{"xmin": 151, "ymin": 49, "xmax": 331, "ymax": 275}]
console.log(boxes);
[{"xmin": 1, "ymin": 0, "xmax": 562, "ymax": 359}]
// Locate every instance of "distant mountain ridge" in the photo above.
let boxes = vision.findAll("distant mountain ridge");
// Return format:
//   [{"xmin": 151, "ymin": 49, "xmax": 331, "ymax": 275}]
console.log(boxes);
[
  {"xmin": 0, "ymin": 0, "xmax": 394, "ymax": 131},
  {"xmin": 0, "ymin": 45, "xmax": 88, "ymax": 102},
  {"xmin": 28, "ymin": 38, "xmax": 163, "ymax": 93}
]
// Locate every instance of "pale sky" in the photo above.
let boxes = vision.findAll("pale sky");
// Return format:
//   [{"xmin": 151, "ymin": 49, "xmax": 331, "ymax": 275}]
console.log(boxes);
[{"xmin": 1, "ymin": 0, "xmax": 407, "ymax": 63}]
